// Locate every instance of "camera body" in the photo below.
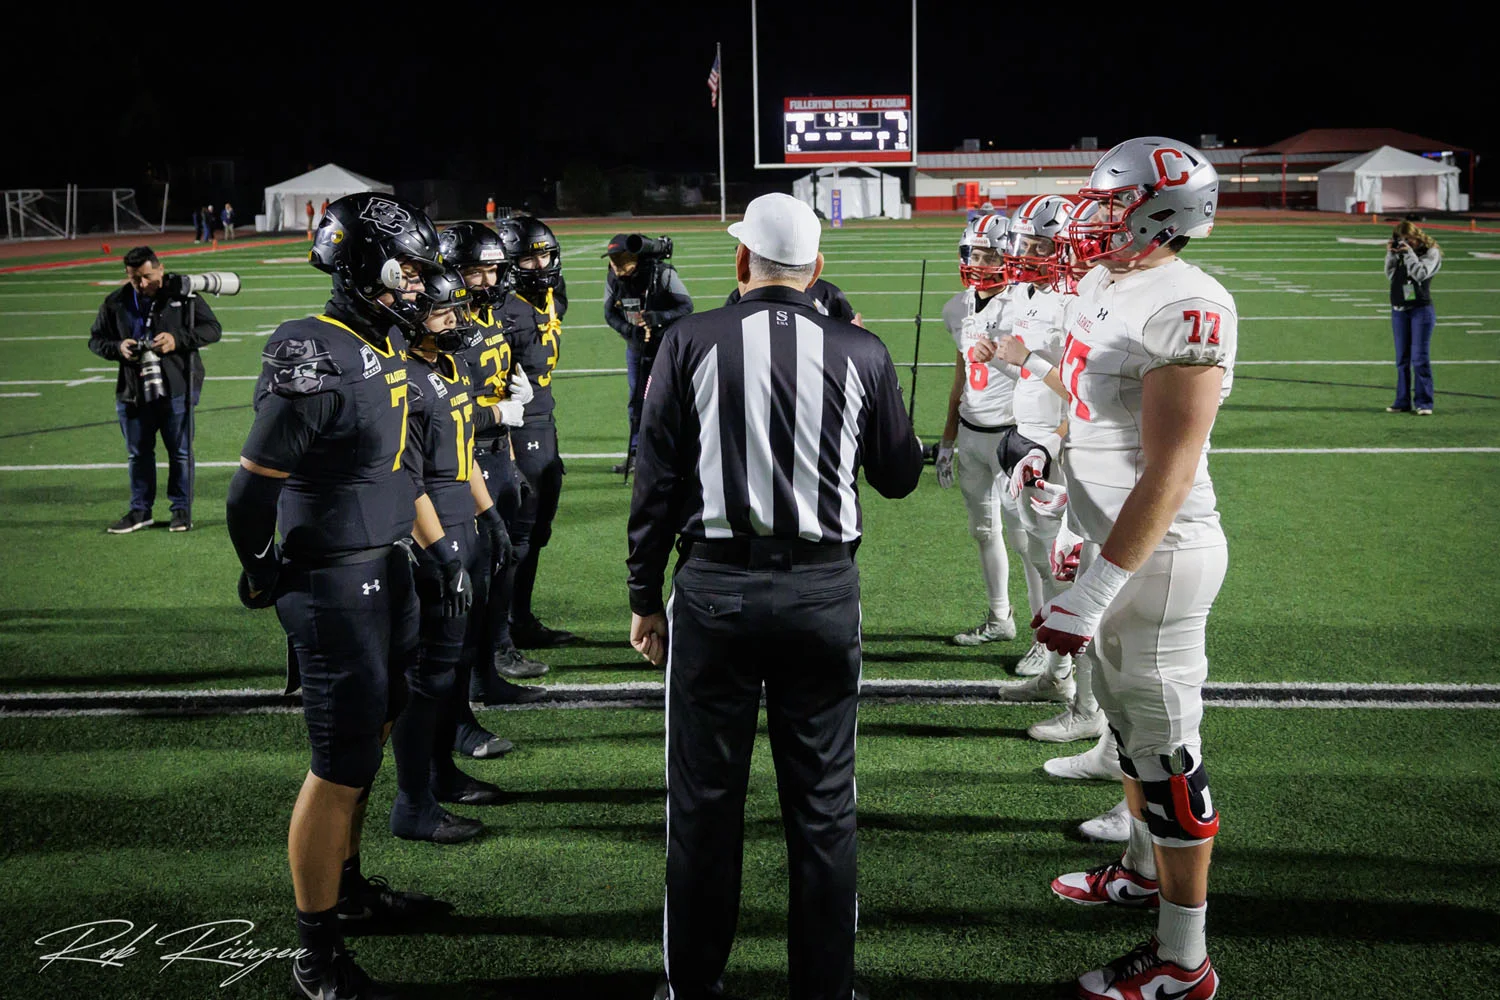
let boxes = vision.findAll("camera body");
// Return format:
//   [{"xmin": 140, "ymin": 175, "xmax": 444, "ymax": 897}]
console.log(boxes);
[
  {"xmin": 136, "ymin": 339, "xmax": 167, "ymax": 403},
  {"xmin": 625, "ymin": 234, "xmax": 673, "ymax": 260}
]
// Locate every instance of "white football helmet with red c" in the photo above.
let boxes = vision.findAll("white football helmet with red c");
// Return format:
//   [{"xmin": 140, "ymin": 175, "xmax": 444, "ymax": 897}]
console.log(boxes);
[
  {"xmin": 1069, "ymin": 136, "xmax": 1219, "ymax": 265},
  {"xmin": 959, "ymin": 213, "xmax": 1009, "ymax": 291},
  {"xmin": 1003, "ymin": 195, "xmax": 1071, "ymax": 284}
]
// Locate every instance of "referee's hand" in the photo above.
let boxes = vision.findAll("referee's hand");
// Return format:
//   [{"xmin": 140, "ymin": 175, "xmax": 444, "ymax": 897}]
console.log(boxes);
[{"xmin": 630, "ymin": 612, "xmax": 668, "ymax": 666}]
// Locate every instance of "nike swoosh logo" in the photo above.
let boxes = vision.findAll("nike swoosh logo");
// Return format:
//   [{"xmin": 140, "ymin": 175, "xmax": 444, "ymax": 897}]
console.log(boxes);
[
  {"xmin": 456, "ymin": 578, "xmax": 465, "ymax": 592},
  {"xmin": 255, "ymin": 534, "xmax": 275, "ymax": 560},
  {"xmin": 1116, "ymin": 886, "xmax": 1155, "ymax": 901},
  {"xmin": 292, "ymin": 962, "xmax": 326, "ymax": 1000},
  {"xmin": 1155, "ymin": 973, "xmax": 1210, "ymax": 1000},
  {"xmin": 1049, "ymin": 604, "xmax": 1079, "ymax": 618}
]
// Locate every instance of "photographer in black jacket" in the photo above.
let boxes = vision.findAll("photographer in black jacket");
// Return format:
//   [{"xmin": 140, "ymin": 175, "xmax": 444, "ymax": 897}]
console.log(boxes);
[
  {"xmin": 602, "ymin": 233, "xmax": 693, "ymax": 474},
  {"xmin": 88, "ymin": 246, "xmax": 223, "ymax": 533}
]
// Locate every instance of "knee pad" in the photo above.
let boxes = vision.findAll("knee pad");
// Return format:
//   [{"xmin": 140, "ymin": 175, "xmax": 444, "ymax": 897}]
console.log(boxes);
[
  {"xmin": 312, "ymin": 733, "xmax": 384, "ymax": 790},
  {"xmin": 1126, "ymin": 745, "xmax": 1220, "ymax": 847},
  {"xmin": 969, "ymin": 520, "xmax": 998, "ymax": 545}
]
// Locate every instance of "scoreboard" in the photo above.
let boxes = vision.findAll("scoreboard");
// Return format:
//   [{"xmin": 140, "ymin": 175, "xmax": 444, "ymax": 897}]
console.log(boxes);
[{"xmin": 783, "ymin": 95, "xmax": 912, "ymax": 164}]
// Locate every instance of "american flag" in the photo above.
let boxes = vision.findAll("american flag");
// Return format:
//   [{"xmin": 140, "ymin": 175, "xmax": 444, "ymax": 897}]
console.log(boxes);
[{"xmin": 707, "ymin": 50, "xmax": 721, "ymax": 108}]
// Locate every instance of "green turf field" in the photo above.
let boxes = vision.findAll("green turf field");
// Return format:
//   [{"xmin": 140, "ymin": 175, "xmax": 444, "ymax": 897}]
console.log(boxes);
[{"xmin": 1, "ymin": 220, "xmax": 1498, "ymax": 997}]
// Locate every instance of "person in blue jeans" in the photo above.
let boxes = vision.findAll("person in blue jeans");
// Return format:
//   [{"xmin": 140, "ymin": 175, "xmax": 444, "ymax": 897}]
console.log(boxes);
[
  {"xmin": 1385, "ymin": 220, "xmax": 1442, "ymax": 415},
  {"xmin": 88, "ymin": 246, "xmax": 222, "ymax": 532}
]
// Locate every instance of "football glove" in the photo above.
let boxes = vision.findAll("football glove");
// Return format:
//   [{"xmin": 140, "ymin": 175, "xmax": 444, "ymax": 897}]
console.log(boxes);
[
  {"xmin": 1007, "ymin": 447, "xmax": 1049, "ymax": 499},
  {"xmin": 497, "ymin": 400, "xmax": 526, "ymax": 427},
  {"xmin": 935, "ymin": 438, "xmax": 956, "ymax": 489},
  {"xmin": 415, "ymin": 539, "xmax": 473, "ymax": 619},
  {"xmin": 236, "ymin": 567, "xmax": 279, "ymax": 609},
  {"xmin": 478, "ymin": 505, "xmax": 512, "ymax": 574},
  {"xmin": 1028, "ymin": 478, "xmax": 1068, "ymax": 519},
  {"xmin": 507, "ymin": 363, "xmax": 534, "ymax": 405},
  {"xmin": 1031, "ymin": 555, "xmax": 1131, "ymax": 656},
  {"xmin": 1050, "ymin": 520, "xmax": 1083, "ymax": 582}
]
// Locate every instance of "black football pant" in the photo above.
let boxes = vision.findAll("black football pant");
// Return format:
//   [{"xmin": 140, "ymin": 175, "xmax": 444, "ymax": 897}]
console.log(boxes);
[
  {"xmin": 509, "ymin": 417, "xmax": 564, "ymax": 626},
  {"xmin": 389, "ymin": 523, "xmax": 478, "ymax": 826},
  {"xmin": 664, "ymin": 556, "xmax": 862, "ymax": 1000},
  {"xmin": 471, "ymin": 440, "xmax": 525, "ymax": 698}
]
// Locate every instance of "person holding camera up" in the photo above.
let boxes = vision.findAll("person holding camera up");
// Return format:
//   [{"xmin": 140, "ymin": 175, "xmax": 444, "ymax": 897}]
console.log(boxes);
[
  {"xmin": 602, "ymin": 233, "xmax": 693, "ymax": 475},
  {"xmin": 1385, "ymin": 220, "xmax": 1443, "ymax": 415},
  {"xmin": 89, "ymin": 246, "xmax": 224, "ymax": 533}
]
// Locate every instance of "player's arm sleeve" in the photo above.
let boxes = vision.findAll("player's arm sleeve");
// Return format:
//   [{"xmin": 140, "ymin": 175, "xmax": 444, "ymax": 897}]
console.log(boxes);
[
  {"xmin": 471, "ymin": 402, "xmax": 498, "ymax": 433},
  {"xmin": 182, "ymin": 295, "xmax": 223, "ymax": 349},
  {"xmin": 240, "ymin": 390, "xmax": 340, "ymax": 471},
  {"xmin": 1140, "ymin": 297, "xmax": 1239, "ymax": 374},
  {"xmin": 88, "ymin": 301, "xmax": 125, "ymax": 360},
  {"xmin": 603, "ymin": 272, "xmax": 635, "ymax": 339},
  {"xmin": 626, "ymin": 329, "xmax": 689, "ymax": 615},
  {"xmin": 645, "ymin": 268, "xmax": 694, "ymax": 330},
  {"xmin": 225, "ymin": 467, "xmax": 284, "ymax": 584},
  {"xmin": 859, "ymin": 345, "xmax": 924, "ymax": 499}
]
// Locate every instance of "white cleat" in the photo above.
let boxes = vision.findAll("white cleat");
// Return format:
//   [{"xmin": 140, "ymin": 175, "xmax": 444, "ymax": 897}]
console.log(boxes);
[
  {"xmin": 1027, "ymin": 706, "xmax": 1109, "ymax": 743},
  {"xmin": 1077, "ymin": 800, "xmax": 1132, "ymax": 843},
  {"xmin": 1013, "ymin": 641, "xmax": 1048, "ymax": 676},
  {"xmin": 995, "ymin": 668, "xmax": 1075, "ymax": 704},
  {"xmin": 1043, "ymin": 732, "xmax": 1122, "ymax": 781},
  {"xmin": 953, "ymin": 615, "xmax": 1017, "ymax": 646}
]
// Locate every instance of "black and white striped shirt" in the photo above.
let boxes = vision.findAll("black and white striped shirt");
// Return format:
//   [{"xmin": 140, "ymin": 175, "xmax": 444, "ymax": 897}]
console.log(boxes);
[{"xmin": 627, "ymin": 285, "xmax": 922, "ymax": 614}]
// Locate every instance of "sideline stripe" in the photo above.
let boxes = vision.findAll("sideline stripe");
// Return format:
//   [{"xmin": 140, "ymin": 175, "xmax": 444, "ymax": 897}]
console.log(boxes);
[
  {"xmin": 2, "ymin": 680, "xmax": 1497, "ymax": 718},
  {"xmin": 3, "ymin": 447, "xmax": 1498, "ymax": 472}
]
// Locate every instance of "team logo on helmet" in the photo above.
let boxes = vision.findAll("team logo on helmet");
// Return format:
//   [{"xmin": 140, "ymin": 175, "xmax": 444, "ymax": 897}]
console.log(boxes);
[
  {"xmin": 1152, "ymin": 148, "xmax": 1194, "ymax": 188},
  {"xmin": 359, "ymin": 198, "xmax": 413, "ymax": 235}
]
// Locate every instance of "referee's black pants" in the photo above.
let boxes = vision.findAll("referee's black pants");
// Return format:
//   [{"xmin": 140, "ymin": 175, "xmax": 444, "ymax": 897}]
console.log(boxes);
[{"xmin": 664, "ymin": 555, "xmax": 862, "ymax": 1000}]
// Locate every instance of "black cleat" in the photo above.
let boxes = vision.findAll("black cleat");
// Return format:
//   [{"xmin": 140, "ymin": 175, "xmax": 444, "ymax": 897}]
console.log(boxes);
[
  {"xmin": 168, "ymin": 508, "xmax": 192, "ymax": 532},
  {"xmin": 475, "ymin": 675, "xmax": 552, "ymax": 706},
  {"xmin": 454, "ymin": 723, "xmax": 514, "ymax": 759},
  {"xmin": 337, "ymin": 874, "xmax": 453, "ymax": 925},
  {"xmin": 437, "ymin": 773, "xmax": 506, "ymax": 806},
  {"xmin": 291, "ymin": 949, "xmax": 397, "ymax": 1000},
  {"xmin": 510, "ymin": 615, "xmax": 577, "ymax": 649},
  {"xmin": 390, "ymin": 807, "xmax": 484, "ymax": 845},
  {"xmin": 106, "ymin": 509, "xmax": 153, "ymax": 534},
  {"xmin": 494, "ymin": 645, "xmax": 549, "ymax": 679}
]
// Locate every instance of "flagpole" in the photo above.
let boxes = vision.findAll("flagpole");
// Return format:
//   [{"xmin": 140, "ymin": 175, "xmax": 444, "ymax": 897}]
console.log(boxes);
[{"xmin": 716, "ymin": 42, "xmax": 727, "ymax": 223}]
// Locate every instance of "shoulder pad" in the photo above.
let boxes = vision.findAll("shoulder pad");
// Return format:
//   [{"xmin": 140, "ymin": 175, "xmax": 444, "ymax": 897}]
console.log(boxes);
[{"xmin": 262, "ymin": 336, "xmax": 343, "ymax": 398}]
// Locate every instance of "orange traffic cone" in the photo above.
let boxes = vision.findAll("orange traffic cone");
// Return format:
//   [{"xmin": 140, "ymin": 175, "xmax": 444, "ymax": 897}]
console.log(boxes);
[
  {"xmin": 101, "ymin": 243, "xmax": 111, "ymax": 254},
  {"xmin": 212, "ymin": 238, "xmax": 218, "ymax": 250},
  {"xmin": 1471, "ymin": 218, "xmax": 1478, "ymax": 231}
]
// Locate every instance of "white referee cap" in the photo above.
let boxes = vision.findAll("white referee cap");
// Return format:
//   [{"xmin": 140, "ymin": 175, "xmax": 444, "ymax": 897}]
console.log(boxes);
[{"xmin": 728, "ymin": 193, "xmax": 821, "ymax": 266}]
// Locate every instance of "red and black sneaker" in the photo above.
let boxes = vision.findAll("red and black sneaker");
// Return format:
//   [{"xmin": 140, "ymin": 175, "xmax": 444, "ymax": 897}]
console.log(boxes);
[
  {"xmin": 1052, "ymin": 858, "xmax": 1159, "ymax": 907},
  {"xmin": 1076, "ymin": 938, "xmax": 1217, "ymax": 1000}
]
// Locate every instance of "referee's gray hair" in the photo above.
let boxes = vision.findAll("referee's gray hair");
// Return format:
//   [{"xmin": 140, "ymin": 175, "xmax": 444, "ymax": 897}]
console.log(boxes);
[{"xmin": 747, "ymin": 250, "xmax": 816, "ymax": 286}]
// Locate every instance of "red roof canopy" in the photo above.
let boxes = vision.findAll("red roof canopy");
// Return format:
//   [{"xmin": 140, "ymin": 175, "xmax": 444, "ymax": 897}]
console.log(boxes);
[{"xmin": 1250, "ymin": 128, "xmax": 1471, "ymax": 157}]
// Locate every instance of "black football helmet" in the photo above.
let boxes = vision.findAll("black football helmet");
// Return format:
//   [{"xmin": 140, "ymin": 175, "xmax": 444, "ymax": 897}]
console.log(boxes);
[
  {"xmin": 438, "ymin": 222, "xmax": 510, "ymax": 307},
  {"xmin": 508, "ymin": 216, "xmax": 562, "ymax": 302},
  {"xmin": 310, "ymin": 193, "xmax": 445, "ymax": 334},
  {"xmin": 411, "ymin": 267, "xmax": 478, "ymax": 353}
]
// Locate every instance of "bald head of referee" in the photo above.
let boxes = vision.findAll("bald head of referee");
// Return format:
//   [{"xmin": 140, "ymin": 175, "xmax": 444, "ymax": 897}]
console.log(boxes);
[{"xmin": 626, "ymin": 192, "xmax": 921, "ymax": 999}]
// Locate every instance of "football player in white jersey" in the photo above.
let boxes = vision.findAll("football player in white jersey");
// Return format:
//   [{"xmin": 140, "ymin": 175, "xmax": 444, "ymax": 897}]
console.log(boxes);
[
  {"xmin": 1033, "ymin": 138, "xmax": 1235, "ymax": 1000},
  {"xmin": 936, "ymin": 214, "xmax": 1026, "ymax": 648}
]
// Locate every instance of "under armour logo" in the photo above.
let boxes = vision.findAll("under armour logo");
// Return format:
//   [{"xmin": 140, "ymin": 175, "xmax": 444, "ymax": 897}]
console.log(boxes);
[
  {"xmin": 1097, "ymin": 308, "xmax": 1109, "ymax": 321},
  {"xmin": 527, "ymin": 441, "xmax": 539, "ymax": 450},
  {"xmin": 362, "ymin": 579, "xmax": 380, "ymax": 595},
  {"xmin": 450, "ymin": 540, "xmax": 459, "ymax": 552},
  {"xmin": 482, "ymin": 469, "xmax": 490, "ymax": 479}
]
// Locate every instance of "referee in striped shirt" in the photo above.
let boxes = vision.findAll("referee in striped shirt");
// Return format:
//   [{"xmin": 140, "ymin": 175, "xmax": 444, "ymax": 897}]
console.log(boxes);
[{"xmin": 627, "ymin": 193, "xmax": 923, "ymax": 1000}]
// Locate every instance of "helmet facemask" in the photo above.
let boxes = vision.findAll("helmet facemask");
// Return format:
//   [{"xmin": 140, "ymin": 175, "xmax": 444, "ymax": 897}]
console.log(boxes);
[{"xmin": 1003, "ymin": 231, "xmax": 1060, "ymax": 285}]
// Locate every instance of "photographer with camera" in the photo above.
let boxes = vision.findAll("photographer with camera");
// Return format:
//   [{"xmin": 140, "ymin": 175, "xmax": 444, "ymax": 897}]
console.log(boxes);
[
  {"xmin": 1384, "ymin": 220, "xmax": 1443, "ymax": 415},
  {"xmin": 88, "ymin": 246, "xmax": 234, "ymax": 533},
  {"xmin": 603, "ymin": 233, "xmax": 693, "ymax": 475}
]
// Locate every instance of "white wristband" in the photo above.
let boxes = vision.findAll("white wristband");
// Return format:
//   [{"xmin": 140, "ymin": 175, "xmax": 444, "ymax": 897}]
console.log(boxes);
[
  {"xmin": 1068, "ymin": 554, "xmax": 1133, "ymax": 619},
  {"xmin": 1023, "ymin": 352, "xmax": 1054, "ymax": 380}
]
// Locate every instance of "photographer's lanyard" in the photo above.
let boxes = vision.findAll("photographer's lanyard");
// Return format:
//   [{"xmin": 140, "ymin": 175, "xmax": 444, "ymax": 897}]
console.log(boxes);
[{"xmin": 130, "ymin": 287, "xmax": 151, "ymax": 342}]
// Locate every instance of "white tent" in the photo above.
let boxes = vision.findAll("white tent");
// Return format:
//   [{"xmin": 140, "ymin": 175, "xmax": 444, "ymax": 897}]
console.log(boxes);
[
  {"xmin": 261, "ymin": 164, "xmax": 394, "ymax": 232},
  {"xmin": 793, "ymin": 167, "xmax": 908, "ymax": 222},
  {"xmin": 1317, "ymin": 145, "xmax": 1460, "ymax": 213}
]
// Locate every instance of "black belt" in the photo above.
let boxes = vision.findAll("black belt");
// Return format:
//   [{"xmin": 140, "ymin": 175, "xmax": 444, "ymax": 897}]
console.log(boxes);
[
  {"xmin": 286, "ymin": 544, "xmax": 394, "ymax": 569},
  {"xmin": 959, "ymin": 416, "xmax": 1010, "ymax": 434},
  {"xmin": 680, "ymin": 537, "xmax": 855, "ymax": 570}
]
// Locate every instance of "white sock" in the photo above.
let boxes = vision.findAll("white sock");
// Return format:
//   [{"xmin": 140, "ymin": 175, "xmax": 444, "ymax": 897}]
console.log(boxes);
[
  {"xmin": 1124, "ymin": 815, "xmax": 1157, "ymax": 878},
  {"xmin": 1072, "ymin": 655, "xmax": 1099, "ymax": 715},
  {"xmin": 1156, "ymin": 899, "xmax": 1208, "ymax": 970},
  {"xmin": 977, "ymin": 539, "xmax": 1011, "ymax": 621},
  {"xmin": 1044, "ymin": 651, "xmax": 1071, "ymax": 680}
]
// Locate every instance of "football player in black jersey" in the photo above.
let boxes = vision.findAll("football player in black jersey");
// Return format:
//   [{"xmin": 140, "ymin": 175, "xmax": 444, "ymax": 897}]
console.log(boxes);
[
  {"xmin": 494, "ymin": 216, "xmax": 577, "ymax": 649},
  {"xmin": 389, "ymin": 268, "xmax": 516, "ymax": 843},
  {"xmin": 225, "ymin": 194, "xmax": 472, "ymax": 999},
  {"xmin": 441, "ymin": 223, "xmax": 553, "ymax": 722}
]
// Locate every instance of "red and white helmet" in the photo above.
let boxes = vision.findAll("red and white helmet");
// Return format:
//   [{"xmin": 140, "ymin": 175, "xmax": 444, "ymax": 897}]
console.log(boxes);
[
  {"xmin": 1054, "ymin": 199, "xmax": 1100, "ymax": 295},
  {"xmin": 1002, "ymin": 195, "xmax": 1071, "ymax": 284},
  {"xmin": 1070, "ymin": 136, "xmax": 1219, "ymax": 266},
  {"xmin": 959, "ymin": 213, "xmax": 1009, "ymax": 291}
]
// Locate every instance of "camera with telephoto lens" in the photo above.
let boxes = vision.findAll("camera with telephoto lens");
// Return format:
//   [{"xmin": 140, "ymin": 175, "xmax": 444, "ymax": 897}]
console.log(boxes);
[
  {"xmin": 167, "ymin": 271, "xmax": 243, "ymax": 297},
  {"xmin": 624, "ymin": 234, "xmax": 673, "ymax": 260},
  {"xmin": 136, "ymin": 335, "xmax": 167, "ymax": 403}
]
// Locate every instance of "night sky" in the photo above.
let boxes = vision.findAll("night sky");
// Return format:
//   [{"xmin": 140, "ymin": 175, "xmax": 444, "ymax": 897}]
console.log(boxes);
[{"xmin": 6, "ymin": 3, "xmax": 1488, "ymax": 201}]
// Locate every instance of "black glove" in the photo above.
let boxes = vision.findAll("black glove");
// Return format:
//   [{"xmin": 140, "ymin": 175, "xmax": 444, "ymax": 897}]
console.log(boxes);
[
  {"xmin": 415, "ymin": 538, "xmax": 473, "ymax": 618},
  {"xmin": 478, "ymin": 505, "xmax": 512, "ymax": 574},
  {"xmin": 237, "ymin": 566, "xmax": 279, "ymax": 609}
]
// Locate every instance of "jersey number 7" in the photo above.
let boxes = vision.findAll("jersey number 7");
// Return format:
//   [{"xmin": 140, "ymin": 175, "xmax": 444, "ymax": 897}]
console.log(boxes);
[
  {"xmin": 1183, "ymin": 309, "xmax": 1221, "ymax": 345},
  {"xmin": 1061, "ymin": 334, "xmax": 1092, "ymax": 421}
]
